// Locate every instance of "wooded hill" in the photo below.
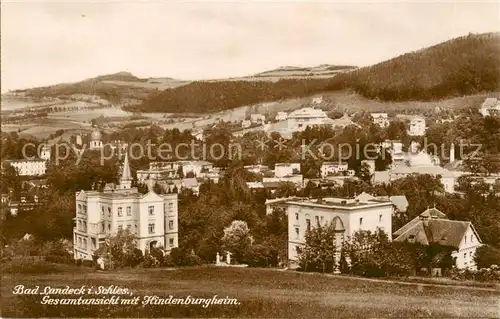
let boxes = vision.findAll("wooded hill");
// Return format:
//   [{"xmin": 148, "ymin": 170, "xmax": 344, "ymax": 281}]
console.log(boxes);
[
  {"xmin": 11, "ymin": 33, "xmax": 500, "ymax": 113},
  {"xmin": 133, "ymin": 32, "xmax": 500, "ymax": 113}
]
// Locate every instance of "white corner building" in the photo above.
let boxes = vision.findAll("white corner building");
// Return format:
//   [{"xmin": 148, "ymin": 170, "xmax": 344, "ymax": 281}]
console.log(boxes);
[
  {"xmin": 73, "ymin": 152, "xmax": 179, "ymax": 260},
  {"xmin": 266, "ymin": 197, "xmax": 393, "ymax": 266}
]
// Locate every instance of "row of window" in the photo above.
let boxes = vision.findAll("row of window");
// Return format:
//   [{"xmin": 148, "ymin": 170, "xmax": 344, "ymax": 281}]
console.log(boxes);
[
  {"xmin": 98, "ymin": 203, "xmax": 175, "ymax": 218},
  {"xmin": 464, "ymin": 234, "xmax": 475, "ymax": 244},
  {"xmin": 296, "ymin": 213, "xmax": 384, "ymax": 228}
]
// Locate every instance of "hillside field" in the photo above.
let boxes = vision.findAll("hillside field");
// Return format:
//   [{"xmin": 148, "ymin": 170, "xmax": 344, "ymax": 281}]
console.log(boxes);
[{"xmin": 1, "ymin": 266, "xmax": 499, "ymax": 318}]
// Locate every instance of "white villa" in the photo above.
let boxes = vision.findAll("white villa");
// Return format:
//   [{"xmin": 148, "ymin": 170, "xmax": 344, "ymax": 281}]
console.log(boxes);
[
  {"xmin": 275, "ymin": 111, "xmax": 288, "ymax": 121},
  {"xmin": 285, "ymin": 107, "xmax": 332, "ymax": 132},
  {"xmin": 274, "ymin": 163, "xmax": 301, "ymax": 177},
  {"xmin": 371, "ymin": 113, "xmax": 390, "ymax": 128},
  {"xmin": 479, "ymin": 97, "xmax": 500, "ymax": 117},
  {"xmin": 3, "ymin": 146, "xmax": 50, "ymax": 177},
  {"xmin": 266, "ymin": 197, "xmax": 394, "ymax": 268},
  {"xmin": 320, "ymin": 162, "xmax": 349, "ymax": 178},
  {"xmin": 73, "ymin": 153, "xmax": 179, "ymax": 260},
  {"xmin": 394, "ymin": 208, "xmax": 482, "ymax": 270},
  {"xmin": 408, "ymin": 116, "xmax": 426, "ymax": 136},
  {"xmin": 373, "ymin": 145, "xmax": 465, "ymax": 194}
]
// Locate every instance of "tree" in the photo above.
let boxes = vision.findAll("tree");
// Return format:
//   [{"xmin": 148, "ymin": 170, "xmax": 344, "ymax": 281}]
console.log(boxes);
[
  {"xmin": 356, "ymin": 162, "xmax": 372, "ymax": 183},
  {"xmin": 474, "ymin": 245, "xmax": 500, "ymax": 269},
  {"xmin": 274, "ymin": 182, "xmax": 297, "ymax": 198},
  {"xmin": 93, "ymin": 229, "xmax": 143, "ymax": 269},
  {"xmin": 297, "ymin": 223, "xmax": 336, "ymax": 273},
  {"xmin": 152, "ymin": 183, "xmax": 164, "ymax": 194},
  {"xmin": 221, "ymin": 220, "xmax": 253, "ymax": 263}
]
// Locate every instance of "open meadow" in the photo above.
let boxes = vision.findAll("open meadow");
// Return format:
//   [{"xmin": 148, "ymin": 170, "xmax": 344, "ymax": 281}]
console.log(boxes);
[{"xmin": 1, "ymin": 266, "xmax": 499, "ymax": 318}]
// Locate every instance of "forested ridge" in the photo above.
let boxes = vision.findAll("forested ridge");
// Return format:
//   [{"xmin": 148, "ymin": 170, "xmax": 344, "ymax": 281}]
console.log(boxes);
[
  {"xmin": 11, "ymin": 33, "xmax": 500, "ymax": 113},
  {"xmin": 133, "ymin": 32, "xmax": 500, "ymax": 113}
]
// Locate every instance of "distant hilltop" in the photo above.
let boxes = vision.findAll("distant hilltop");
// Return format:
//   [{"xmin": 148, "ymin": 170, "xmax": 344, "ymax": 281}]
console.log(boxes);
[{"xmin": 4, "ymin": 32, "xmax": 500, "ymax": 114}]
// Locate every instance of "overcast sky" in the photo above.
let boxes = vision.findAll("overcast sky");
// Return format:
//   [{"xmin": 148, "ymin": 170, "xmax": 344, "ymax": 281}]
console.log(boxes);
[{"xmin": 1, "ymin": 1, "xmax": 499, "ymax": 92}]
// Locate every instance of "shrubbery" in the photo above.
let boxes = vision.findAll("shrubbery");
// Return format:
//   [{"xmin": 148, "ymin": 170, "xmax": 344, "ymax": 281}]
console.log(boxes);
[{"xmin": 450, "ymin": 265, "xmax": 500, "ymax": 282}]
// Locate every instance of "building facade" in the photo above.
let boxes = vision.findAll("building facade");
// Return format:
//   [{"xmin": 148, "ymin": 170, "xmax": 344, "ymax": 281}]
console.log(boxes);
[
  {"xmin": 320, "ymin": 162, "xmax": 349, "ymax": 177},
  {"xmin": 89, "ymin": 129, "xmax": 103, "ymax": 150},
  {"xmin": 479, "ymin": 97, "xmax": 500, "ymax": 117},
  {"xmin": 408, "ymin": 117, "xmax": 426, "ymax": 136},
  {"xmin": 73, "ymin": 153, "xmax": 179, "ymax": 260},
  {"xmin": 266, "ymin": 197, "xmax": 393, "ymax": 266},
  {"xmin": 371, "ymin": 113, "xmax": 390, "ymax": 128},
  {"xmin": 393, "ymin": 208, "xmax": 482, "ymax": 270},
  {"xmin": 4, "ymin": 159, "xmax": 47, "ymax": 176}
]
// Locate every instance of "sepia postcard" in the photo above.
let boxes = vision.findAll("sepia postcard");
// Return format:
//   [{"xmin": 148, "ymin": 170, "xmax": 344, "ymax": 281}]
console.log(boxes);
[{"xmin": 1, "ymin": 1, "xmax": 500, "ymax": 318}]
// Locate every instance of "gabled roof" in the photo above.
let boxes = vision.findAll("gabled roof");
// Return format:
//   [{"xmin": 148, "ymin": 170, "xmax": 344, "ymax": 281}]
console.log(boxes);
[
  {"xmin": 481, "ymin": 97, "xmax": 498, "ymax": 109},
  {"xmin": 394, "ymin": 219, "xmax": 474, "ymax": 249},
  {"xmin": 393, "ymin": 208, "xmax": 447, "ymax": 236},
  {"xmin": 421, "ymin": 207, "xmax": 447, "ymax": 219}
]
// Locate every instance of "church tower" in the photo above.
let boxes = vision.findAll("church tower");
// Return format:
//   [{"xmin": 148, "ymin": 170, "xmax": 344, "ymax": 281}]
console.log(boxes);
[{"xmin": 118, "ymin": 151, "xmax": 132, "ymax": 189}]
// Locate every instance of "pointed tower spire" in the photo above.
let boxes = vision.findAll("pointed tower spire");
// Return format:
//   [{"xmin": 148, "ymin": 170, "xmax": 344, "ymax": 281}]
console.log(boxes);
[{"xmin": 119, "ymin": 151, "xmax": 132, "ymax": 189}]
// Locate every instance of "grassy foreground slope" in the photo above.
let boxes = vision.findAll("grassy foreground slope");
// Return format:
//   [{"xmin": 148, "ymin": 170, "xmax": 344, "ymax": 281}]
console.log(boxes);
[
  {"xmin": 134, "ymin": 32, "xmax": 500, "ymax": 113},
  {"xmin": 2, "ymin": 266, "xmax": 499, "ymax": 318}
]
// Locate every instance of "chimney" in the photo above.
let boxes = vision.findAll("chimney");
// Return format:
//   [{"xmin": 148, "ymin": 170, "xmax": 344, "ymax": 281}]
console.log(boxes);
[{"xmin": 449, "ymin": 143, "xmax": 455, "ymax": 163}]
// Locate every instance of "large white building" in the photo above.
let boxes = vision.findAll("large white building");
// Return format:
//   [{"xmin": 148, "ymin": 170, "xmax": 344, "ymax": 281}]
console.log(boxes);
[
  {"xmin": 266, "ymin": 197, "xmax": 394, "ymax": 267},
  {"xmin": 73, "ymin": 153, "xmax": 179, "ymax": 260},
  {"xmin": 373, "ymin": 150, "xmax": 461, "ymax": 193},
  {"xmin": 371, "ymin": 113, "xmax": 390, "ymax": 128},
  {"xmin": 274, "ymin": 163, "xmax": 301, "ymax": 177},
  {"xmin": 408, "ymin": 116, "xmax": 426, "ymax": 136},
  {"xmin": 394, "ymin": 208, "xmax": 482, "ymax": 270},
  {"xmin": 285, "ymin": 107, "xmax": 333, "ymax": 132},
  {"xmin": 320, "ymin": 162, "xmax": 349, "ymax": 177},
  {"xmin": 4, "ymin": 159, "xmax": 47, "ymax": 176}
]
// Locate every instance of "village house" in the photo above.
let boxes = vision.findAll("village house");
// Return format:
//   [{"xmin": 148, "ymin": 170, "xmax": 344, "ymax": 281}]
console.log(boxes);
[
  {"xmin": 320, "ymin": 162, "xmax": 349, "ymax": 178},
  {"xmin": 408, "ymin": 116, "xmax": 426, "ymax": 136},
  {"xmin": 244, "ymin": 164, "xmax": 270, "ymax": 174},
  {"xmin": 73, "ymin": 153, "xmax": 179, "ymax": 260},
  {"xmin": 393, "ymin": 208, "xmax": 482, "ymax": 270},
  {"xmin": 479, "ymin": 97, "xmax": 500, "ymax": 117},
  {"xmin": 250, "ymin": 114, "xmax": 266, "ymax": 124},
  {"xmin": 266, "ymin": 197, "xmax": 394, "ymax": 268},
  {"xmin": 241, "ymin": 120, "xmax": 251, "ymax": 129},
  {"xmin": 371, "ymin": 113, "xmax": 390, "ymax": 128},
  {"xmin": 274, "ymin": 163, "xmax": 301, "ymax": 177},
  {"xmin": 275, "ymin": 111, "xmax": 288, "ymax": 121}
]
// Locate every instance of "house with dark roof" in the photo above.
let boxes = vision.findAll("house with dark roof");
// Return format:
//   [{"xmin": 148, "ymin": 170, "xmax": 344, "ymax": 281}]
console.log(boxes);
[{"xmin": 393, "ymin": 208, "xmax": 482, "ymax": 270}]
